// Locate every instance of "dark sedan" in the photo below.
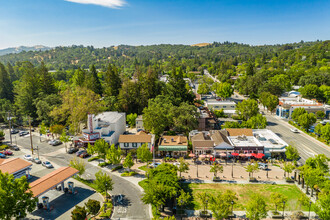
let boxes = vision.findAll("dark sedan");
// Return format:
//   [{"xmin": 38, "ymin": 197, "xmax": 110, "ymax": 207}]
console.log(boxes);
[{"xmin": 68, "ymin": 147, "xmax": 79, "ymax": 154}]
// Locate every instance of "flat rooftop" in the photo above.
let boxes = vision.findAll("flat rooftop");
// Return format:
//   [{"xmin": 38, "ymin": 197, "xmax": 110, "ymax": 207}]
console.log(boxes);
[
  {"xmin": 95, "ymin": 111, "xmax": 125, "ymax": 124},
  {"xmin": 253, "ymin": 129, "xmax": 288, "ymax": 150},
  {"xmin": 29, "ymin": 167, "xmax": 79, "ymax": 197},
  {"xmin": 206, "ymin": 100, "xmax": 236, "ymax": 105},
  {"xmin": 228, "ymin": 136, "xmax": 263, "ymax": 147},
  {"xmin": 0, "ymin": 158, "xmax": 32, "ymax": 175}
]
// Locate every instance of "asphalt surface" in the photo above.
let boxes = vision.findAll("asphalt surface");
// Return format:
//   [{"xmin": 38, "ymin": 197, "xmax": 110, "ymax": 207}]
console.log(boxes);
[{"xmin": 4, "ymin": 131, "xmax": 150, "ymax": 220}]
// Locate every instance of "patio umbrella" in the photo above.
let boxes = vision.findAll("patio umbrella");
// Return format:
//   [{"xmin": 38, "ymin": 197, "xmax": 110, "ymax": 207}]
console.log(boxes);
[
  {"xmin": 199, "ymin": 154, "xmax": 206, "ymax": 158},
  {"xmin": 256, "ymin": 153, "xmax": 265, "ymax": 159},
  {"xmin": 239, "ymin": 153, "xmax": 246, "ymax": 157},
  {"xmin": 231, "ymin": 152, "xmax": 239, "ymax": 156},
  {"xmin": 246, "ymin": 153, "xmax": 252, "ymax": 157},
  {"xmin": 251, "ymin": 153, "xmax": 257, "ymax": 157},
  {"xmin": 189, "ymin": 153, "xmax": 195, "ymax": 157},
  {"xmin": 220, "ymin": 153, "xmax": 226, "ymax": 157}
]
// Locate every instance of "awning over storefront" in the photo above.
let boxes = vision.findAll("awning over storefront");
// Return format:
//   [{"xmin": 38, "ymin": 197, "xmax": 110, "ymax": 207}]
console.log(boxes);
[{"xmin": 158, "ymin": 146, "xmax": 187, "ymax": 151}]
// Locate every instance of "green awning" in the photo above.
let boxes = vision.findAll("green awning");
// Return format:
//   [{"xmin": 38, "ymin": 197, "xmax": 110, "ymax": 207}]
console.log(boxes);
[{"xmin": 158, "ymin": 145, "xmax": 187, "ymax": 151}]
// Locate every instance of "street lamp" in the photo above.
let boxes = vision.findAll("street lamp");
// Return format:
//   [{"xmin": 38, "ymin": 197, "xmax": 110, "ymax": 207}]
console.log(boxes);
[
  {"xmin": 180, "ymin": 199, "xmax": 183, "ymax": 220},
  {"xmin": 282, "ymin": 201, "xmax": 286, "ymax": 219},
  {"xmin": 197, "ymin": 162, "xmax": 199, "ymax": 178},
  {"xmin": 231, "ymin": 201, "xmax": 234, "ymax": 217},
  {"xmin": 308, "ymin": 201, "xmax": 312, "ymax": 220},
  {"xmin": 205, "ymin": 199, "xmax": 209, "ymax": 220},
  {"xmin": 231, "ymin": 158, "xmax": 234, "ymax": 178}
]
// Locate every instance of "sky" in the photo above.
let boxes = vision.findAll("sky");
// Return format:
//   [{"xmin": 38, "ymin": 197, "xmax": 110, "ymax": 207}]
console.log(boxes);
[{"xmin": 0, "ymin": 0, "xmax": 329, "ymax": 49}]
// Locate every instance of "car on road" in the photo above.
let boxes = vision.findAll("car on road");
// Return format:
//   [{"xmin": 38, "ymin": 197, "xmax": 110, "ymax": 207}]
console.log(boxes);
[
  {"xmin": 24, "ymin": 154, "xmax": 33, "ymax": 161},
  {"xmin": 0, "ymin": 153, "xmax": 6, "ymax": 158},
  {"xmin": 19, "ymin": 131, "xmax": 29, "ymax": 136},
  {"xmin": 79, "ymin": 152, "xmax": 89, "ymax": 158},
  {"xmin": 10, "ymin": 129, "xmax": 19, "ymax": 134},
  {"xmin": 33, "ymin": 158, "xmax": 41, "ymax": 164},
  {"xmin": 48, "ymin": 139, "xmax": 62, "ymax": 146},
  {"xmin": 0, "ymin": 150, "xmax": 13, "ymax": 156},
  {"xmin": 76, "ymin": 150, "xmax": 87, "ymax": 157},
  {"xmin": 258, "ymin": 163, "xmax": 268, "ymax": 170},
  {"xmin": 9, "ymin": 144, "xmax": 20, "ymax": 151},
  {"xmin": 42, "ymin": 161, "xmax": 53, "ymax": 168},
  {"xmin": 150, "ymin": 162, "xmax": 161, "ymax": 168},
  {"xmin": 290, "ymin": 128, "xmax": 299, "ymax": 133},
  {"xmin": 68, "ymin": 147, "xmax": 79, "ymax": 154}
]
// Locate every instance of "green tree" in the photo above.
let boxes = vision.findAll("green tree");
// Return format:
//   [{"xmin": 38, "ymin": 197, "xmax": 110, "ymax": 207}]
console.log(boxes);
[
  {"xmin": 282, "ymin": 162, "xmax": 295, "ymax": 177},
  {"xmin": 196, "ymin": 192, "xmax": 210, "ymax": 214},
  {"xmin": 213, "ymin": 82, "xmax": 233, "ymax": 100},
  {"xmin": 0, "ymin": 62, "xmax": 13, "ymax": 101},
  {"xmin": 71, "ymin": 68, "xmax": 86, "ymax": 88},
  {"xmin": 94, "ymin": 170, "xmax": 114, "ymax": 197},
  {"xmin": 143, "ymin": 95, "xmax": 173, "ymax": 136},
  {"xmin": 170, "ymin": 102, "xmax": 198, "ymax": 135},
  {"xmin": 209, "ymin": 190, "xmax": 238, "ymax": 220},
  {"xmin": 298, "ymin": 113, "xmax": 316, "ymax": 131},
  {"xmin": 315, "ymin": 190, "xmax": 330, "ymax": 219},
  {"xmin": 285, "ymin": 145, "xmax": 300, "ymax": 162},
  {"xmin": 177, "ymin": 157, "xmax": 189, "ymax": 178},
  {"xmin": 210, "ymin": 163, "xmax": 224, "ymax": 178},
  {"xmin": 321, "ymin": 123, "xmax": 330, "ymax": 143},
  {"xmin": 235, "ymin": 99, "xmax": 259, "ymax": 121},
  {"xmin": 316, "ymin": 111, "xmax": 325, "ymax": 119},
  {"xmin": 35, "ymin": 93, "xmax": 62, "ymax": 125},
  {"xmin": 245, "ymin": 163, "xmax": 259, "ymax": 178},
  {"xmin": 49, "ymin": 124, "xmax": 65, "ymax": 137},
  {"xmin": 87, "ymin": 139, "xmax": 109, "ymax": 161},
  {"xmin": 104, "ymin": 64, "xmax": 121, "ymax": 97},
  {"xmin": 71, "ymin": 205, "xmax": 87, "ymax": 220},
  {"xmin": 177, "ymin": 189, "xmax": 191, "ymax": 213},
  {"xmin": 0, "ymin": 171, "xmax": 37, "ymax": 220},
  {"xmin": 137, "ymin": 143, "xmax": 152, "ymax": 167},
  {"xmin": 300, "ymin": 84, "xmax": 322, "ymax": 100},
  {"xmin": 291, "ymin": 107, "xmax": 307, "ymax": 122},
  {"xmin": 59, "ymin": 130, "xmax": 70, "ymax": 152},
  {"xmin": 87, "ymin": 65, "xmax": 103, "ymax": 96},
  {"xmin": 315, "ymin": 123, "xmax": 323, "ymax": 135},
  {"xmin": 51, "ymin": 87, "xmax": 104, "ymax": 133},
  {"xmin": 69, "ymin": 157, "xmax": 86, "ymax": 177},
  {"xmin": 246, "ymin": 194, "xmax": 268, "ymax": 220},
  {"xmin": 123, "ymin": 153, "xmax": 134, "ymax": 172},
  {"xmin": 246, "ymin": 114, "xmax": 267, "ymax": 129},
  {"xmin": 197, "ymin": 83, "xmax": 210, "ymax": 95},
  {"xmin": 85, "ymin": 199, "xmax": 101, "ymax": 216},
  {"xmin": 270, "ymin": 192, "xmax": 287, "ymax": 213},
  {"xmin": 106, "ymin": 144, "xmax": 122, "ymax": 165},
  {"xmin": 126, "ymin": 113, "xmax": 138, "ymax": 128},
  {"xmin": 38, "ymin": 62, "xmax": 56, "ymax": 95}
]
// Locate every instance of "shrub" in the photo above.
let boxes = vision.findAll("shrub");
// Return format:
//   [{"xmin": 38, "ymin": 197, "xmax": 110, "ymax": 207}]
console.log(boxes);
[
  {"xmin": 0, "ymin": 145, "xmax": 8, "ymax": 150},
  {"xmin": 88, "ymin": 156, "xmax": 100, "ymax": 162},
  {"xmin": 99, "ymin": 201, "xmax": 113, "ymax": 218},
  {"xmin": 98, "ymin": 162, "xmax": 110, "ymax": 167},
  {"xmin": 121, "ymin": 171, "xmax": 137, "ymax": 177},
  {"xmin": 111, "ymin": 165, "xmax": 123, "ymax": 172}
]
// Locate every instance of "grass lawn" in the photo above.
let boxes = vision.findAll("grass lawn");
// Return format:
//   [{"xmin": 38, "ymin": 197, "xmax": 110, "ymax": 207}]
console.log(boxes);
[
  {"xmin": 138, "ymin": 165, "xmax": 149, "ymax": 172},
  {"xmin": 183, "ymin": 183, "xmax": 313, "ymax": 212}
]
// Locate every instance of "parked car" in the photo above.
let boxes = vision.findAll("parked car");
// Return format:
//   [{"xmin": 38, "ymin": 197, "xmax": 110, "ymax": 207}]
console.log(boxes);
[
  {"xmin": 0, "ymin": 150, "xmax": 13, "ymax": 156},
  {"xmin": 76, "ymin": 150, "xmax": 87, "ymax": 157},
  {"xmin": 42, "ymin": 161, "xmax": 53, "ymax": 168},
  {"xmin": 290, "ymin": 128, "xmax": 299, "ymax": 133},
  {"xmin": 150, "ymin": 162, "xmax": 161, "ymax": 168},
  {"xmin": 258, "ymin": 163, "xmax": 268, "ymax": 170},
  {"xmin": 9, "ymin": 144, "xmax": 20, "ymax": 151},
  {"xmin": 10, "ymin": 129, "xmax": 19, "ymax": 134},
  {"xmin": 0, "ymin": 153, "xmax": 6, "ymax": 158},
  {"xmin": 24, "ymin": 155, "xmax": 33, "ymax": 161},
  {"xmin": 79, "ymin": 152, "xmax": 89, "ymax": 158},
  {"xmin": 19, "ymin": 131, "xmax": 29, "ymax": 136},
  {"xmin": 68, "ymin": 147, "xmax": 78, "ymax": 154},
  {"xmin": 33, "ymin": 158, "xmax": 41, "ymax": 164}
]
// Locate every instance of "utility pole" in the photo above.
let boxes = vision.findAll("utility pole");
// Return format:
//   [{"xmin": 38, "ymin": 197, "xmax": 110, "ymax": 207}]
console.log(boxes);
[
  {"xmin": 8, "ymin": 112, "xmax": 12, "ymax": 144},
  {"xmin": 29, "ymin": 116, "xmax": 34, "ymax": 154}
]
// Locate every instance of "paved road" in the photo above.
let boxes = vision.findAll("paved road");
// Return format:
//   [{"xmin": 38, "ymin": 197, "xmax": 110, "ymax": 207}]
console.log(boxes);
[
  {"xmin": 4, "ymin": 131, "xmax": 150, "ymax": 220},
  {"xmin": 266, "ymin": 114, "xmax": 330, "ymax": 163},
  {"xmin": 203, "ymin": 70, "xmax": 330, "ymax": 163}
]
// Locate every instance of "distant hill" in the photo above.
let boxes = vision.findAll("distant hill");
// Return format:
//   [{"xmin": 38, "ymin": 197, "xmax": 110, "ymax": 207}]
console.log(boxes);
[
  {"xmin": 191, "ymin": 43, "xmax": 211, "ymax": 47},
  {"xmin": 0, "ymin": 45, "xmax": 51, "ymax": 56}
]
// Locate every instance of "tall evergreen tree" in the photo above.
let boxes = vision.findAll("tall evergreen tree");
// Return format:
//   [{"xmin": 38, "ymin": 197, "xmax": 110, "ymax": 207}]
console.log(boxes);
[
  {"xmin": 104, "ymin": 64, "xmax": 121, "ymax": 97},
  {"xmin": 87, "ymin": 65, "xmax": 103, "ymax": 95},
  {"xmin": 0, "ymin": 63, "xmax": 13, "ymax": 101},
  {"xmin": 38, "ymin": 62, "xmax": 56, "ymax": 95}
]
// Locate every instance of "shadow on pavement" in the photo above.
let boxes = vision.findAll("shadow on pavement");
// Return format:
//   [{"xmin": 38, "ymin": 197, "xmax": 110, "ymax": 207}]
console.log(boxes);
[
  {"xmin": 30, "ymin": 186, "xmax": 96, "ymax": 219},
  {"xmin": 113, "ymin": 194, "xmax": 131, "ymax": 207},
  {"xmin": 267, "ymin": 121, "xmax": 278, "ymax": 126},
  {"xmin": 28, "ymin": 175, "xmax": 40, "ymax": 183}
]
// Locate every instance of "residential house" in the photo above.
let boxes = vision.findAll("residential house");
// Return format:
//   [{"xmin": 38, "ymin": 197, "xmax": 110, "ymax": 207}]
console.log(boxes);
[{"xmin": 118, "ymin": 131, "xmax": 153, "ymax": 150}]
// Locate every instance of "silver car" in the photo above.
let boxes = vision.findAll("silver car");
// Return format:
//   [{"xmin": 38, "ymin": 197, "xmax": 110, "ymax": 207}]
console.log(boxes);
[{"xmin": 42, "ymin": 161, "xmax": 53, "ymax": 168}]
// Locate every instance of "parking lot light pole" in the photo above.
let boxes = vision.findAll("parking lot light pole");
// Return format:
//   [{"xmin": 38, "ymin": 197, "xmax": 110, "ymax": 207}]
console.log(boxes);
[
  {"xmin": 282, "ymin": 201, "xmax": 286, "ymax": 219},
  {"xmin": 231, "ymin": 201, "xmax": 234, "ymax": 217},
  {"xmin": 105, "ymin": 182, "xmax": 108, "ymax": 202},
  {"xmin": 196, "ymin": 162, "xmax": 199, "ymax": 178}
]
